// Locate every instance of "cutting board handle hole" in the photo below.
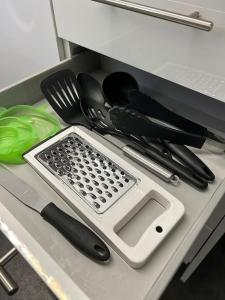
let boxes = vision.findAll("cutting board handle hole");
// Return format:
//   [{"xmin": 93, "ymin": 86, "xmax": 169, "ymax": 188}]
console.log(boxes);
[{"xmin": 156, "ymin": 226, "xmax": 163, "ymax": 233}]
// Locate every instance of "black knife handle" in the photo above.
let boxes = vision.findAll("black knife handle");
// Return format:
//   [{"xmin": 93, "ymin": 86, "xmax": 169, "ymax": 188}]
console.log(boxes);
[
  {"xmin": 41, "ymin": 203, "xmax": 110, "ymax": 262},
  {"xmin": 163, "ymin": 142, "xmax": 215, "ymax": 182}
]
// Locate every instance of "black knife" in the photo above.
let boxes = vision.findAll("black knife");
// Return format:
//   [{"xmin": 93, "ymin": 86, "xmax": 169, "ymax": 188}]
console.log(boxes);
[{"xmin": 0, "ymin": 165, "xmax": 110, "ymax": 262}]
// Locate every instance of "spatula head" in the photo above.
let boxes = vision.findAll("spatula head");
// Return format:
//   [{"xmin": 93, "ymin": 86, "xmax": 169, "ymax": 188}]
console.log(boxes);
[{"xmin": 41, "ymin": 69, "xmax": 83, "ymax": 124}]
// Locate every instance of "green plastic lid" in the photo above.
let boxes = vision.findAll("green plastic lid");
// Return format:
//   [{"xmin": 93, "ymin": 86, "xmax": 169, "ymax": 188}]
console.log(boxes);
[
  {"xmin": 0, "ymin": 105, "xmax": 61, "ymax": 140},
  {"xmin": 0, "ymin": 105, "xmax": 61, "ymax": 164},
  {"xmin": 0, "ymin": 119, "xmax": 37, "ymax": 164}
]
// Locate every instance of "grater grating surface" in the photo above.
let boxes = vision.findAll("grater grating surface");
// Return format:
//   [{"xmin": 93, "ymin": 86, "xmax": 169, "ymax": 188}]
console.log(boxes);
[{"xmin": 36, "ymin": 132, "xmax": 136, "ymax": 213}]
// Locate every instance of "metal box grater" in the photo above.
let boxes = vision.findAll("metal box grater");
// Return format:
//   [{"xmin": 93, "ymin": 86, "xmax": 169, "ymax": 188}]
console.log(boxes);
[
  {"xmin": 36, "ymin": 132, "xmax": 136, "ymax": 213},
  {"xmin": 24, "ymin": 126, "xmax": 185, "ymax": 268}
]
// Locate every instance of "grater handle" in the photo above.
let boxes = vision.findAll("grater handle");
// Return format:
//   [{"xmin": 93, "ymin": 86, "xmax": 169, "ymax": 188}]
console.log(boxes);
[{"xmin": 41, "ymin": 203, "xmax": 110, "ymax": 262}]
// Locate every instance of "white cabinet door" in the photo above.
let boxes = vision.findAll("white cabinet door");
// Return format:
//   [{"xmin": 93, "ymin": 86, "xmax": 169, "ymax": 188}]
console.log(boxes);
[
  {"xmin": 52, "ymin": 0, "xmax": 225, "ymax": 104},
  {"xmin": 0, "ymin": 0, "xmax": 60, "ymax": 89}
]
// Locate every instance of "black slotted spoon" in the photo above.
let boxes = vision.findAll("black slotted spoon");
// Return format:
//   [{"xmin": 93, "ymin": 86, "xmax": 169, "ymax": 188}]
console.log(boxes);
[{"xmin": 40, "ymin": 69, "xmax": 90, "ymax": 127}]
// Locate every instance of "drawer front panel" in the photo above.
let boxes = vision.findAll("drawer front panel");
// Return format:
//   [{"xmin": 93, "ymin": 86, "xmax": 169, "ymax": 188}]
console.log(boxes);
[{"xmin": 53, "ymin": 0, "xmax": 225, "ymax": 103}]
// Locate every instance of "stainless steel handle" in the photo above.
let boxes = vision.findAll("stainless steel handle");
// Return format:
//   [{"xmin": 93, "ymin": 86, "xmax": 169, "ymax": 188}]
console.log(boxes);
[
  {"xmin": 0, "ymin": 265, "xmax": 18, "ymax": 295},
  {"xmin": 0, "ymin": 248, "xmax": 18, "ymax": 295},
  {"xmin": 0, "ymin": 248, "xmax": 18, "ymax": 266},
  {"xmin": 122, "ymin": 146, "xmax": 179, "ymax": 185},
  {"xmin": 92, "ymin": 0, "xmax": 213, "ymax": 31}
]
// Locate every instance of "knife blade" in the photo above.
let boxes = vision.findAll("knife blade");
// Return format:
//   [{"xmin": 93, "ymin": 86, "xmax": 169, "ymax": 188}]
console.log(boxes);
[{"xmin": 0, "ymin": 165, "xmax": 110, "ymax": 262}]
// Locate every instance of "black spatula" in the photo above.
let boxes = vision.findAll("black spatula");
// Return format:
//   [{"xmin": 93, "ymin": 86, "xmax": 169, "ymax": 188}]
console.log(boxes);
[{"xmin": 40, "ymin": 69, "xmax": 90, "ymax": 127}]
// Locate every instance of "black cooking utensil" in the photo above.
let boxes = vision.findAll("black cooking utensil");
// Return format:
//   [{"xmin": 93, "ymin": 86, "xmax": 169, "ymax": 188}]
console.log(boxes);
[
  {"xmin": 123, "ymin": 140, "xmax": 208, "ymax": 190},
  {"xmin": 163, "ymin": 142, "xmax": 215, "ymax": 182},
  {"xmin": 77, "ymin": 73, "xmax": 114, "ymax": 130},
  {"xmin": 110, "ymin": 106, "xmax": 206, "ymax": 148},
  {"xmin": 126, "ymin": 91, "xmax": 215, "ymax": 181},
  {"xmin": 128, "ymin": 90, "xmax": 207, "ymax": 136},
  {"xmin": 103, "ymin": 72, "xmax": 139, "ymax": 106},
  {"xmin": 145, "ymin": 145, "xmax": 208, "ymax": 190},
  {"xmin": 40, "ymin": 69, "xmax": 90, "ymax": 127}
]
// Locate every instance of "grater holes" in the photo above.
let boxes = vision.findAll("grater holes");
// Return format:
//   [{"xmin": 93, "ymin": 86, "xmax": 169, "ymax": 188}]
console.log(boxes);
[
  {"xmin": 106, "ymin": 192, "xmax": 112, "ymax": 198},
  {"xmin": 112, "ymin": 187, "xmax": 118, "ymax": 193},
  {"xmin": 93, "ymin": 202, "xmax": 100, "ymax": 209},
  {"xmin": 117, "ymin": 181, "xmax": 124, "ymax": 188},
  {"xmin": 88, "ymin": 193, "xmax": 96, "ymax": 200},
  {"xmin": 37, "ymin": 132, "xmax": 136, "ymax": 214},
  {"xmin": 104, "ymin": 171, "xmax": 110, "ymax": 177},
  {"xmin": 63, "ymin": 165, "xmax": 71, "ymax": 172},
  {"xmin": 57, "ymin": 170, "xmax": 64, "ymax": 176},
  {"xmin": 98, "ymin": 176, "xmax": 105, "ymax": 181},
  {"xmin": 102, "ymin": 183, "xmax": 108, "ymax": 190},
  {"xmin": 107, "ymin": 178, "xmax": 114, "ymax": 185},
  {"xmin": 86, "ymin": 185, "xmax": 93, "ymax": 191},
  {"xmin": 74, "ymin": 157, "xmax": 81, "ymax": 162},
  {"xmin": 99, "ymin": 197, "xmax": 106, "ymax": 203},
  {"xmin": 95, "ymin": 168, "xmax": 101, "ymax": 174},
  {"xmin": 80, "ymin": 170, "xmax": 87, "ymax": 176},
  {"xmin": 96, "ymin": 188, "xmax": 103, "ymax": 194},
  {"xmin": 77, "ymin": 163, "xmax": 84, "ymax": 169},
  {"xmin": 74, "ymin": 182, "xmax": 84, "ymax": 189},
  {"xmin": 80, "ymin": 190, "xmax": 87, "ymax": 196}
]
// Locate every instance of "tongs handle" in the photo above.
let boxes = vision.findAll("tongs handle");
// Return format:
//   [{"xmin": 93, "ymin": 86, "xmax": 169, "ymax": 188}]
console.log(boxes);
[
  {"xmin": 143, "ymin": 145, "xmax": 208, "ymax": 190},
  {"xmin": 110, "ymin": 106, "xmax": 205, "ymax": 148},
  {"xmin": 163, "ymin": 142, "xmax": 215, "ymax": 182},
  {"xmin": 128, "ymin": 90, "xmax": 207, "ymax": 136}
]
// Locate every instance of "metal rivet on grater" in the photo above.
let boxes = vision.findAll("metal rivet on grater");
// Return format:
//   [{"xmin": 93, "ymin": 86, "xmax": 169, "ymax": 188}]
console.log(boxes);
[{"xmin": 36, "ymin": 133, "xmax": 136, "ymax": 213}]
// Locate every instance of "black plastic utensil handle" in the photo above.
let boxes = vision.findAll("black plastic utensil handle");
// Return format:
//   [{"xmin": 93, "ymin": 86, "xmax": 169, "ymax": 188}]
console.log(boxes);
[
  {"xmin": 142, "ymin": 146, "xmax": 208, "ymax": 190},
  {"xmin": 41, "ymin": 203, "xmax": 110, "ymax": 262},
  {"xmin": 164, "ymin": 142, "xmax": 215, "ymax": 182}
]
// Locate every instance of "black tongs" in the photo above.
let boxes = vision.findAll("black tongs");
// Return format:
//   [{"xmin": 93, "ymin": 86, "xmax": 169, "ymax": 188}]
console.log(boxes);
[
  {"xmin": 127, "ymin": 90, "xmax": 221, "ymax": 146},
  {"xmin": 109, "ymin": 106, "xmax": 215, "ymax": 187}
]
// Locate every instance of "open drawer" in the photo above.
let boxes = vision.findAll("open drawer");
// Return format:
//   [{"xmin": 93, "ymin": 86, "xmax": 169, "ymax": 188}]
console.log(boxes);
[{"xmin": 1, "ymin": 50, "xmax": 225, "ymax": 300}]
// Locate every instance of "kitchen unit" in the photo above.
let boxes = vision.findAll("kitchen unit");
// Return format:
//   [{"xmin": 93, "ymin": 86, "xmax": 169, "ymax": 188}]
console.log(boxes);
[
  {"xmin": 1, "ymin": 0, "xmax": 225, "ymax": 299},
  {"xmin": 0, "ymin": 0, "xmax": 62, "ymax": 89}
]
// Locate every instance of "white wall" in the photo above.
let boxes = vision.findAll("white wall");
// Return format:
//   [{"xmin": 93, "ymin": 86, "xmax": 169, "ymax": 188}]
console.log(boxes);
[{"xmin": 0, "ymin": 0, "xmax": 60, "ymax": 89}]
